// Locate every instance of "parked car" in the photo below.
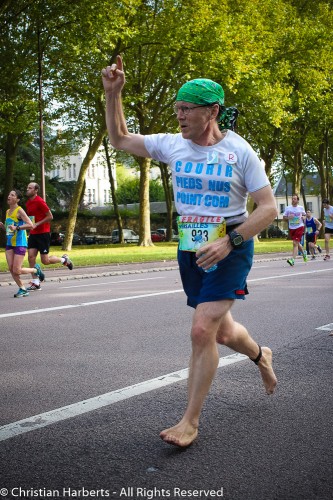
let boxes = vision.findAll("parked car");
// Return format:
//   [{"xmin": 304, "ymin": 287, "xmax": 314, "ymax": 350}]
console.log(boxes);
[
  {"xmin": 156, "ymin": 228, "xmax": 179, "ymax": 241},
  {"xmin": 50, "ymin": 232, "xmax": 65, "ymax": 245},
  {"xmin": 83, "ymin": 235, "xmax": 113, "ymax": 244},
  {"xmin": 266, "ymin": 225, "xmax": 288, "ymax": 239},
  {"xmin": 82, "ymin": 235, "xmax": 97, "ymax": 245},
  {"xmin": 151, "ymin": 231, "xmax": 165, "ymax": 242},
  {"xmin": 50, "ymin": 232, "xmax": 82, "ymax": 245},
  {"xmin": 111, "ymin": 229, "xmax": 139, "ymax": 244}
]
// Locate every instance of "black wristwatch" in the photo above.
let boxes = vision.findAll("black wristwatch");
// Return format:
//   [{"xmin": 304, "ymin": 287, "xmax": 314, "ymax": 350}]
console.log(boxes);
[
  {"xmin": 16, "ymin": 226, "xmax": 21, "ymax": 231},
  {"xmin": 228, "ymin": 230, "xmax": 244, "ymax": 249}
]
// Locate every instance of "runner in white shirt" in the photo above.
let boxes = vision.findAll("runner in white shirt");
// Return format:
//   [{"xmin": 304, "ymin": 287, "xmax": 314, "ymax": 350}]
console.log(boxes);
[
  {"xmin": 283, "ymin": 194, "xmax": 307, "ymax": 266},
  {"xmin": 322, "ymin": 198, "xmax": 333, "ymax": 261},
  {"xmin": 102, "ymin": 55, "xmax": 278, "ymax": 448}
]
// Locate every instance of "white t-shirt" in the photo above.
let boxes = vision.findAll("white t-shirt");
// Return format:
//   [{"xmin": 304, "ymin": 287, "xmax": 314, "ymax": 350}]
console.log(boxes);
[
  {"xmin": 324, "ymin": 206, "xmax": 333, "ymax": 229},
  {"xmin": 144, "ymin": 130, "xmax": 270, "ymax": 224},
  {"xmin": 283, "ymin": 205, "xmax": 306, "ymax": 229}
]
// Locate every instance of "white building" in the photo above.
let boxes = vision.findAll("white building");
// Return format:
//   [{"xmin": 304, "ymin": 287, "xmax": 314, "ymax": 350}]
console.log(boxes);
[
  {"xmin": 50, "ymin": 144, "xmax": 116, "ymax": 208},
  {"xmin": 273, "ymin": 174, "xmax": 322, "ymax": 220}
]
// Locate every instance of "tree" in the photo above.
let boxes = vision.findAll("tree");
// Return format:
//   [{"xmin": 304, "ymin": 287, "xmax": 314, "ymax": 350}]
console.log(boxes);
[
  {"xmin": 103, "ymin": 136, "xmax": 123, "ymax": 242},
  {"xmin": 0, "ymin": 1, "xmax": 40, "ymax": 229},
  {"xmin": 2, "ymin": 0, "xmax": 332, "ymax": 251}
]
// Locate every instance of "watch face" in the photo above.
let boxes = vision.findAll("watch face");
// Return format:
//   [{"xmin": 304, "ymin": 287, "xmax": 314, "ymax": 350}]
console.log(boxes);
[
  {"xmin": 233, "ymin": 235, "xmax": 243, "ymax": 245},
  {"xmin": 230, "ymin": 231, "xmax": 243, "ymax": 247}
]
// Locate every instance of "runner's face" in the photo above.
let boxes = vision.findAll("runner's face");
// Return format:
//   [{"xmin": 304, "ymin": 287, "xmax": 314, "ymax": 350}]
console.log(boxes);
[
  {"xmin": 291, "ymin": 196, "xmax": 298, "ymax": 206},
  {"xmin": 7, "ymin": 191, "xmax": 18, "ymax": 205},
  {"xmin": 175, "ymin": 101, "xmax": 213, "ymax": 143},
  {"xmin": 26, "ymin": 183, "xmax": 37, "ymax": 198}
]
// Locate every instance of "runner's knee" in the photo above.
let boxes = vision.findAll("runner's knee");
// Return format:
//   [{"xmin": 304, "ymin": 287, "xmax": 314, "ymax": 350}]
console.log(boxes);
[{"xmin": 191, "ymin": 322, "xmax": 216, "ymax": 347}]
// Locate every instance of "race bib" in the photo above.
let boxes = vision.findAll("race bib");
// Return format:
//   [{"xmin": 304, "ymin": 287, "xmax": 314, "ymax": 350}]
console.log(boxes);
[
  {"xmin": 6, "ymin": 224, "xmax": 14, "ymax": 235},
  {"xmin": 177, "ymin": 215, "xmax": 226, "ymax": 252},
  {"xmin": 290, "ymin": 216, "xmax": 301, "ymax": 225}
]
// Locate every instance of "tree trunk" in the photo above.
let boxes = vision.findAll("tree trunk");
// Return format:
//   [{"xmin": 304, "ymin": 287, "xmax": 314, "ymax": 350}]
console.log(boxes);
[
  {"xmin": 0, "ymin": 133, "xmax": 20, "ymax": 247},
  {"xmin": 137, "ymin": 157, "xmax": 153, "ymax": 246},
  {"xmin": 300, "ymin": 180, "xmax": 307, "ymax": 210},
  {"xmin": 293, "ymin": 144, "xmax": 303, "ymax": 195},
  {"xmin": 63, "ymin": 127, "xmax": 106, "ymax": 251},
  {"xmin": 103, "ymin": 137, "xmax": 123, "ymax": 241},
  {"xmin": 317, "ymin": 131, "xmax": 330, "ymax": 237},
  {"xmin": 159, "ymin": 162, "xmax": 174, "ymax": 241}
]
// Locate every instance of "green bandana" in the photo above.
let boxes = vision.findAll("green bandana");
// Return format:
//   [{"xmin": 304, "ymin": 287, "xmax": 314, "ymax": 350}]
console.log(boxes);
[{"xmin": 176, "ymin": 78, "xmax": 225, "ymax": 105}]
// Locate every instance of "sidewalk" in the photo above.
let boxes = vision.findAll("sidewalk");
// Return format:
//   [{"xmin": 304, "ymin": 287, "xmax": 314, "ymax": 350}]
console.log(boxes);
[{"xmin": 0, "ymin": 253, "xmax": 290, "ymax": 287}]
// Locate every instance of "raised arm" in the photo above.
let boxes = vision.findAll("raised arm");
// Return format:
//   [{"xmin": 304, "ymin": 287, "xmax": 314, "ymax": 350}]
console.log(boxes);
[
  {"xmin": 101, "ymin": 55, "xmax": 150, "ymax": 158},
  {"xmin": 314, "ymin": 217, "xmax": 322, "ymax": 231}
]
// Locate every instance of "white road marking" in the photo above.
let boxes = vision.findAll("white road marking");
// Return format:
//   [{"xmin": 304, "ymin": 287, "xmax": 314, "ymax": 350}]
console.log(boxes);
[
  {"xmin": 0, "ymin": 290, "xmax": 184, "ymax": 319},
  {"xmin": 316, "ymin": 323, "xmax": 333, "ymax": 331},
  {"xmin": 0, "ymin": 352, "xmax": 247, "ymax": 442},
  {"xmin": 0, "ymin": 267, "xmax": 332, "ymax": 320},
  {"xmin": 62, "ymin": 277, "xmax": 165, "ymax": 289},
  {"xmin": 248, "ymin": 267, "xmax": 333, "ymax": 282}
]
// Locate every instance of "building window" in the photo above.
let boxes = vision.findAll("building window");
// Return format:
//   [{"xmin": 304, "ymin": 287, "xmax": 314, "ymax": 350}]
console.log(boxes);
[
  {"xmin": 73, "ymin": 163, "xmax": 76, "ymax": 178},
  {"xmin": 280, "ymin": 203, "xmax": 285, "ymax": 214},
  {"xmin": 69, "ymin": 165, "xmax": 72, "ymax": 179},
  {"xmin": 87, "ymin": 189, "xmax": 91, "ymax": 203},
  {"xmin": 91, "ymin": 164, "xmax": 95, "ymax": 178},
  {"xmin": 92, "ymin": 189, "xmax": 96, "ymax": 203},
  {"xmin": 307, "ymin": 202, "xmax": 313, "ymax": 211}
]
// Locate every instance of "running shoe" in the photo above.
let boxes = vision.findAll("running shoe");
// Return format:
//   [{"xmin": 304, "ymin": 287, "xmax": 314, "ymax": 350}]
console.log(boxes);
[
  {"xmin": 303, "ymin": 252, "xmax": 308, "ymax": 262},
  {"xmin": 317, "ymin": 245, "xmax": 322, "ymax": 254},
  {"xmin": 311, "ymin": 256, "xmax": 316, "ymax": 260},
  {"xmin": 323, "ymin": 255, "xmax": 331, "ymax": 261},
  {"xmin": 34, "ymin": 263, "xmax": 45, "ymax": 282},
  {"xmin": 62, "ymin": 254, "xmax": 73, "ymax": 270},
  {"xmin": 26, "ymin": 282, "xmax": 42, "ymax": 291},
  {"xmin": 14, "ymin": 288, "xmax": 29, "ymax": 298},
  {"xmin": 287, "ymin": 258, "xmax": 295, "ymax": 266}
]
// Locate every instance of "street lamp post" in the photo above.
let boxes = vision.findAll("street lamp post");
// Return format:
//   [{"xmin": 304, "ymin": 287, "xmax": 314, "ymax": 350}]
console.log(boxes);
[{"xmin": 37, "ymin": 28, "xmax": 46, "ymax": 200}]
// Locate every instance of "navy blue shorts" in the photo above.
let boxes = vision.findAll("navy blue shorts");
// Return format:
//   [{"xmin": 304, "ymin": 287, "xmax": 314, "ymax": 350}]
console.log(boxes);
[
  {"xmin": 178, "ymin": 239, "xmax": 254, "ymax": 308},
  {"xmin": 306, "ymin": 233, "xmax": 316, "ymax": 243}
]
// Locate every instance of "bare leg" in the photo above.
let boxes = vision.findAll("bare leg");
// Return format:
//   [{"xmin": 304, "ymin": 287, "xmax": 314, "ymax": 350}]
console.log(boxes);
[
  {"xmin": 41, "ymin": 254, "xmax": 62, "ymax": 265},
  {"xmin": 7, "ymin": 252, "xmax": 38, "ymax": 288},
  {"xmin": 292, "ymin": 240, "xmax": 299, "ymax": 259},
  {"xmin": 309, "ymin": 242, "xmax": 315, "ymax": 257},
  {"xmin": 324, "ymin": 234, "xmax": 330, "ymax": 256},
  {"xmin": 28, "ymin": 248, "xmax": 38, "ymax": 279},
  {"xmin": 216, "ymin": 310, "xmax": 277, "ymax": 395},
  {"xmin": 29, "ymin": 249, "xmax": 64, "ymax": 283},
  {"xmin": 6, "ymin": 250, "xmax": 23, "ymax": 288},
  {"xmin": 160, "ymin": 300, "xmax": 277, "ymax": 447},
  {"xmin": 160, "ymin": 300, "xmax": 232, "ymax": 447}
]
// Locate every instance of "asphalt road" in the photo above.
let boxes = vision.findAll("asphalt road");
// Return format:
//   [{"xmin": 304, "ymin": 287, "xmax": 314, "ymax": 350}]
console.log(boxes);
[{"xmin": 0, "ymin": 254, "xmax": 332, "ymax": 500}]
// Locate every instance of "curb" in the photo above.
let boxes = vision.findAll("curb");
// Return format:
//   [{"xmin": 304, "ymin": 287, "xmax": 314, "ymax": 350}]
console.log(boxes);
[
  {"xmin": 0, "ymin": 254, "xmax": 291, "ymax": 287},
  {"xmin": 0, "ymin": 266, "xmax": 180, "ymax": 287}
]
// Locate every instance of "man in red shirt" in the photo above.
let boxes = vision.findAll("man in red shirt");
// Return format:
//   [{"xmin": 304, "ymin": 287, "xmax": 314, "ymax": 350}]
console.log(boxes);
[{"xmin": 25, "ymin": 182, "xmax": 73, "ymax": 291}]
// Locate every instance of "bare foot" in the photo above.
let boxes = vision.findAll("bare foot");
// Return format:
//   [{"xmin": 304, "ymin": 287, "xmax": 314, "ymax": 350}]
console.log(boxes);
[
  {"xmin": 257, "ymin": 347, "xmax": 277, "ymax": 395},
  {"xmin": 160, "ymin": 421, "xmax": 198, "ymax": 447}
]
